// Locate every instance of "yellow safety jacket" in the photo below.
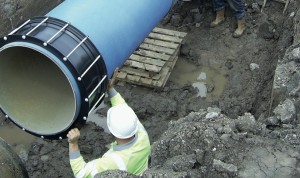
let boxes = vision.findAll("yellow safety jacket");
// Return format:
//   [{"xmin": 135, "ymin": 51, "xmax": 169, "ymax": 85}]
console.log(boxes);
[{"xmin": 69, "ymin": 93, "xmax": 151, "ymax": 178}]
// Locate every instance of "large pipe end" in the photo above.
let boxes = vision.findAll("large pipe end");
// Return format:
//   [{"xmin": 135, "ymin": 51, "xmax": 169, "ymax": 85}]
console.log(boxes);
[{"xmin": 0, "ymin": 17, "xmax": 108, "ymax": 139}]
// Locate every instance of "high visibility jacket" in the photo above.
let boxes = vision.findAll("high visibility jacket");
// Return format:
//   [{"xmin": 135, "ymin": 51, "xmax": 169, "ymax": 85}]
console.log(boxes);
[{"xmin": 69, "ymin": 92, "xmax": 151, "ymax": 178}]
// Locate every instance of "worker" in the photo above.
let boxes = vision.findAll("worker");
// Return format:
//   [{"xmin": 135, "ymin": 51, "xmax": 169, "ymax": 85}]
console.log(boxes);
[
  {"xmin": 67, "ymin": 69, "xmax": 151, "ymax": 177},
  {"xmin": 210, "ymin": 0, "xmax": 246, "ymax": 38}
]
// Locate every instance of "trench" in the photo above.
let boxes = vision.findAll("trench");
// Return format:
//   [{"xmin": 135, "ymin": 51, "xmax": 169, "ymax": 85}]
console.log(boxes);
[
  {"xmin": 0, "ymin": 0, "xmax": 285, "ymax": 150},
  {"xmin": 0, "ymin": 0, "xmax": 296, "ymax": 177}
]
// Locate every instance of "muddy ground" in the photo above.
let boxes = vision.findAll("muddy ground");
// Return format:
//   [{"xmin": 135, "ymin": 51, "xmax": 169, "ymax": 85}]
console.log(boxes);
[{"xmin": 1, "ymin": 0, "xmax": 300, "ymax": 177}]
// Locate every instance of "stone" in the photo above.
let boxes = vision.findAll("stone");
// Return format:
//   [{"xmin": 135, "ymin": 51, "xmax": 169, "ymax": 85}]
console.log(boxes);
[
  {"xmin": 206, "ymin": 83, "xmax": 215, "ymax": 93},
  {"xmin": 207, "ymin": 107, "xmax": 221, "ymax": 114},
  {"xmin": 251, "ymin": 3, "xmax": 260, "ymax": 13},
  {"xmin": 205, "ymin": 112, "xmax": 219, "ymax": 120},
  {"xmin": 250, "ymin": 63, "xmax": 259, "ymax": 71},
  {"xmin": 40, "ymin": 155, "xmax": 49, "ymax": 161},
  {"xmin": 213, "ymin": 159, "xmax": 237, "ymax": 174},
  {"xmin": 225, "ymin": 61, "xmax": 233, "ymax": 70},
  {"xmin": 290, "ymin": 12, "xmax": 295, "ymax": 17},
  {"xmin": 273, "ymin": 99, "xmax": 296, "ymax": 124},
  {"xmin": 266, "ymin": 116, "xmax": 280, "ymax": 125},
  {"xmin": 290, "ymin": 47, "xmax": 300, "ymax": 62}
]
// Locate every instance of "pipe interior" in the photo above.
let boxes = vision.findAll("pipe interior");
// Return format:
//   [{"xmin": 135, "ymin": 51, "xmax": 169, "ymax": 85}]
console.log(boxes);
[{"xmin": 0, "ymin": 46, "xmax": 76, "ymax": 135}]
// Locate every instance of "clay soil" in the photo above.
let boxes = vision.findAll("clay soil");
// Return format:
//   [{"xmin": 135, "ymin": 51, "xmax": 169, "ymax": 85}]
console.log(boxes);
[{"xmin": 1, "ymin": 0, "xmax": 300, "ymax": 177}]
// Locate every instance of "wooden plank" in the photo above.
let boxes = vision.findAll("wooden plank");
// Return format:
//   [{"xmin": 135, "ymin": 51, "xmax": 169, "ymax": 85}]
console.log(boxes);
[
  {"xmin": 140, "ymin": 77, "xmax": 153, "ymax": 85},
  {"xmin": 121, "ymin": 66, "xmax": 150, "ymax": 78},
  {"xmin": 139, "ymin": 43, "xmax": 175, "ymax": 55},
  {"xmin": 129, "ymin": 54, "xmax": 166, "ymax": 67},
  {"xmin": 151, "ymin": 67, "xmax": 168, "ymax": 80},
  {"xmin": 134, "ymin": 49, "xmax": 171, "ymax": 61},
  {"xmin": 127, "ymin": 74, "xmax": 141, "ymax": 82},
  {"xmin": 165, "ymin": 46, "xmax": 180, "ymax": 65},
  {"xmin": 153, "ymin": 27, "xmax": 187, "ymax": 38},
  {"xmin": 148, "ymin": 32, "xmax": 183, "ymax": 43},
  {"xmin": 143, "ymin": 38, "xmax": 179, "ymax": 49},
  {"xmin": 153, "ymin": 57, "xmax": 178, "ymax": 87},
  {"xmin": 124, "ymin": 60, "xmax": 145, "ymax": 70},
  {"xmin": 124, "ymin": 60, "xmax": 162, "ymax": 73},
  {"xmin": 170, "ymin": 56, "xmax": 178, "ymax": 69},
  {"xmin": 144, "ymin": 63, "xmax": 161, "ymax": 73},
  {"xmin": 151, "ymin": 73, "xmax": 161, "ymax": 80},
  {"xmin": 117, "ymin": 71, "xmax": 127, "ymax": 79},
  {"xmin": 153, "ymin": 67, "xmax": 170, "ymax": 88},
  {"xmin": 161, "ymin": 70, "xmax": 171, "ymax": 88}
]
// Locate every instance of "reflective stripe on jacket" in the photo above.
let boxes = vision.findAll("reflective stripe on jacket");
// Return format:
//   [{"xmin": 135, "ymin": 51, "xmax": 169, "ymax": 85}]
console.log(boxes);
[{"xmin": 69, "ymin": 93, "xmax": 151, "ymax": 177}]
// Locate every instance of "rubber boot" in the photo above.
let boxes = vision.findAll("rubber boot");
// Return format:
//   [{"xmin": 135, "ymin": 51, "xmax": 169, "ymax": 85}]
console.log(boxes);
[
  {"xmin": 232, "ymin": 18, "xmax": 246, "ymax": 38},
  {"xmin": 210, "ymin": 9, "xmax": 225, "ymax": 28}
]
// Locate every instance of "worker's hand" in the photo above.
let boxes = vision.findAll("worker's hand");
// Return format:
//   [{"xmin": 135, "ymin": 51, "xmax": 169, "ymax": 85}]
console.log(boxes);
[
  {"xmin": 108, "ymin": 68, "xmax": 119, "ymax": 90},
  {"xmin": 67, "ymin": 128, "xmax": 80, "ymax": 144}
]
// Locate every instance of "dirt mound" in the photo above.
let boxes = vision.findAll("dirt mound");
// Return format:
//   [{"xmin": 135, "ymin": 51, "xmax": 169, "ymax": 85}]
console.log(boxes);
[{"xmin": 149, "ymin": 108, "xmax": 300, "ymax": 177}]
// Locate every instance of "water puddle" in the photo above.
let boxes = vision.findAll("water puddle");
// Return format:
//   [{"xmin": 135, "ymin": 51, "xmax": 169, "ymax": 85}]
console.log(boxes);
[
  {"xmin": 0, "ymin": 114, "xmax": 37, "ymax": 152},
  {"xmin": 169, "ymin": 58, "xmax": 228, "ymax": 101}
]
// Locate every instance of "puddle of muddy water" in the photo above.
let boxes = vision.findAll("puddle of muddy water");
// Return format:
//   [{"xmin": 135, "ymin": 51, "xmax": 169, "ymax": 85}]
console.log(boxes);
[
  {"xmin": 0, "ymin": 114, "xmax": 37, "ymax": 153},
  {"xmin": 169, "ymin": 58, "xmax": 228, "ymax": 101}
]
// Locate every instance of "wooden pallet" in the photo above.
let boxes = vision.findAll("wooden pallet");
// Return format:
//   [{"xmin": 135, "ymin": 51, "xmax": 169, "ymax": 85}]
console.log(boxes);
[{"xmin": 117, "ymin": 27, "xmax": 187, "ymax": 89}]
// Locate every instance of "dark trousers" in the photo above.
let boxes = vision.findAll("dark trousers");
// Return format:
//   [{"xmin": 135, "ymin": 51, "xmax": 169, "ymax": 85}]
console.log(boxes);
[{"xmin": 213, "ymin": 0, "xmax": 245, "ymax": 19}]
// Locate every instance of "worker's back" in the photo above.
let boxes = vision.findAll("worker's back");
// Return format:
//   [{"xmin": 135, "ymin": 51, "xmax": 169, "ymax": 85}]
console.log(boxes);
[{"xmin": 104, "ymin": 121, "xmax": 151, "ymax": 175}]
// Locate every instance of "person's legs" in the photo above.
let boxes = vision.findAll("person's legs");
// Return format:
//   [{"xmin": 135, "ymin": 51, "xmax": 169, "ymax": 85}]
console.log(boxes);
[
  {"xmin": 227, "ymin": 0, "xmax": 246, "ymax": 37},
  {"xmin": 210, "ymin": 0, "xmax": 226, "ymax": 27},
  {"xmin": 226, "ymin": 0, "xmax": 245, "ymax": 19},
  {"xmin": 213, "ymin": 0, "xmax": 226, "ymax": 11}
]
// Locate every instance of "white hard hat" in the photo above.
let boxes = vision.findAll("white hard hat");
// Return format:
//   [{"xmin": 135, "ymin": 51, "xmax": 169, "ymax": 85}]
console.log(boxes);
[{"xmin": 107, "ymin": 104, "xmax": 138, "ymax": 139}]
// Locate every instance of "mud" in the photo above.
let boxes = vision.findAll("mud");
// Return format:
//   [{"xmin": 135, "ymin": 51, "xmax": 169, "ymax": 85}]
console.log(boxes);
[
  {"xmin": 0, "ymin": 0, "xmax": 62, "ymax": 36},
  {"xmin": 0, "ymin": 137, "xmax": 28, "ymax": 178},
  {"xmin": 1, "ymin": 0, "xmax": 300, "ymax": 177}
]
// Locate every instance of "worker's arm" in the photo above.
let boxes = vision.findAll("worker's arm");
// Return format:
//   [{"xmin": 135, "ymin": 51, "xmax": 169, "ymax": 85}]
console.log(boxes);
[
  {"xmin": 67, "ymin": 128, "xmax": 91, "ymax": 177},
  {"xmin": 107, "ymin": 68, "xmax": 126, "ymax": 106},
  {"xmin": 67, "ymin": 129, "xmax": 118, "ymax": 177},
  {"xmin": 107, "ymin": 68, "xmax": 148, "ymax": 133},
  {"xmin": 108, "ymin": 87, "xmax": 126, "ymax": 106}
]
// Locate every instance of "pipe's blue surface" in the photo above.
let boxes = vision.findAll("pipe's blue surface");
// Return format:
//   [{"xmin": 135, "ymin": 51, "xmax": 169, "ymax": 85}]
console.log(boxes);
[
  {"xmin": 0, "ymin": 0, "xmax": 178, "ymax": 138},
  {"xmin": 47, "ymin": 0, "xmax": 174, "ymax": 78}
]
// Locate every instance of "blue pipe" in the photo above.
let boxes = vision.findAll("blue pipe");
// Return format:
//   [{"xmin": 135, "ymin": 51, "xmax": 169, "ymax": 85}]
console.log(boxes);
[
  {"xmin": 0, "ymin": 0, "xmax": 177, "ymax": 139},
  {"xmin": 48, "ymin": 0, "xmax": 174, "ymax": 78}
]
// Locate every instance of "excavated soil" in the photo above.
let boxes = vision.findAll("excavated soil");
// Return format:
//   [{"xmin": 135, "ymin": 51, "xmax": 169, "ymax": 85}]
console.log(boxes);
[{"xmin": 1, "ymin": 0, "xmax": 300, "ymax": 177}]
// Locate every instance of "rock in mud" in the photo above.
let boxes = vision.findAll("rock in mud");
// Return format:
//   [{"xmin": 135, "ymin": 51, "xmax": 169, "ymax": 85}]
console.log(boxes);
[
  {"xmin": 273, "ymin": 99, "xmax": 296, "ymax": 124},
  {"xmin": 213, "ymin": 159, "xmax": 237, "ymax": 175}
]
